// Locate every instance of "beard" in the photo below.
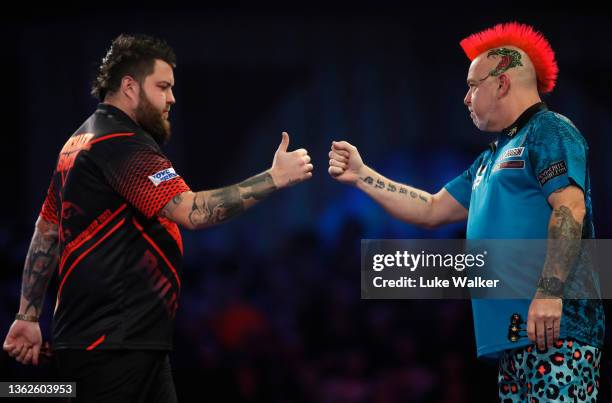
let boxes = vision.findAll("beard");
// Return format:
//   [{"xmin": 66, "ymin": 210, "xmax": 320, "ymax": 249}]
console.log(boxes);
[{"xmin": 135, "ymin": 90, "xmax": 171, "ymax": 145}]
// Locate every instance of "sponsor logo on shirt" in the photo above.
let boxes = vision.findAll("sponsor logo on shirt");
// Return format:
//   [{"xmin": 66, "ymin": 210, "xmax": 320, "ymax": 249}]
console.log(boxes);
[
  {"xmin": 148, "ymin": 168, "xmax": 179, "ymax": 186},
  {"xmin": 57, "ymin": 133, "xmax": 95, "ymax": 175},
  {"xmin": 500, "ymin": 147, "xmax": 524, "ymax": 159},
  {"xmin": 493, "ymin": 160, "xmax": 525, "ymax": 172},
  {"xmin": 538, "ymin": 161, "xmax": 568, "ymax": 186}
]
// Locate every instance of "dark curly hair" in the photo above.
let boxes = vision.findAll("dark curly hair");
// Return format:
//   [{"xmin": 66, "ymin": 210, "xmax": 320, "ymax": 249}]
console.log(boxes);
[{"xmin": 91, "ymin": 34, "xmax": 177, "ymax": 100}]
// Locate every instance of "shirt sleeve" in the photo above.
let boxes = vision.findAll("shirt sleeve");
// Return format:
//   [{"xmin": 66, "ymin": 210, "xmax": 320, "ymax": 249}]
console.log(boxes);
[
  {"xmin": 39, "ymin": 176, "xmax": 59, "ymax": 225},
  {"xmin": 94, "ymin": 135, "xmax": 191, "ymax": 219},
  {"xmin": 444, "ymin": 153, "xmax": 484, "ymax": 210},
  {"xmin": 528, "ymin": 117, "xmax": 588, "ymax": 200}
]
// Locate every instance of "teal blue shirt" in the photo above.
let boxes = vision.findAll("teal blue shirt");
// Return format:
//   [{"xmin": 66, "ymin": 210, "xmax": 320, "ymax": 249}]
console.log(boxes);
[{"xmin": 445, "ymin": 103, "xmax": 604, "ymax": 358}]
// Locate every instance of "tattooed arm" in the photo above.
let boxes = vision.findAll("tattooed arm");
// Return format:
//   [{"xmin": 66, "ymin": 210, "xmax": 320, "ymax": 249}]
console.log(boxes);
[
  {"xmin": 539, "ymin": 185, "xmax": 585, "ymax": 282},
  {"xmin": 162, "ymin": 171, "xmax": 278, "ymax": 229},
  {"xmin": 161, "ymin": 132, "xmax": 313, "ymax": 230},
  {"xmin": 3, "ymin": 216, "xmax": 59, "ymax": 365},
  {"xmin": 354, "ymin": 165, "xmax": 466, "ymax": 228},
  {"xmin": 328, "ymin": 141, "xmax": 467, "ymax": 228},
  {"xmin": 527, "ymin": 184, "xmax": 585, "ymax": 350},
  {"xmin": 18, "ymin": 217, "xmax": 60, "ymax": 317}
]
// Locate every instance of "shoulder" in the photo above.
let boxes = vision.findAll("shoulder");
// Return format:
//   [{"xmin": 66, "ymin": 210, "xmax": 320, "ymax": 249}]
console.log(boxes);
[
  {"xmin": 89, "ymin": 106, "xmax": 161, "ymax": 151},
  {"xmin": 90, "ymin": 129, "xmax": 159, "ymax": 152},
  {"xmin": 526, "ymin": 111, "xmax": 587, "ymax": 149}
]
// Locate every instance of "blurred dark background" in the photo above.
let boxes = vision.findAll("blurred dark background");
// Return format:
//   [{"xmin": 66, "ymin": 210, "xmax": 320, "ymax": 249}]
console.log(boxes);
[{"xmin": 1, "ymin": 4, "xmax": 611, "ymax": 402}]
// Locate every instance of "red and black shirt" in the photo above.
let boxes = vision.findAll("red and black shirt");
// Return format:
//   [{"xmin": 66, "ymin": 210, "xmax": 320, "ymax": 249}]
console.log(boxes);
[{"xmin": 40, "ymin": 103, "xmax": 190, "ymax": 351}]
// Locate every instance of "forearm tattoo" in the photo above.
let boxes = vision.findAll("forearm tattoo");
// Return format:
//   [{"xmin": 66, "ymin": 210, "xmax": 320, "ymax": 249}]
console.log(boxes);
[
  {"xmin": 189, "ymin": 172, "xmax": 277, "ymax": 228},
  {"xmin": 21, "ymin": 219, "xmax": 59, "ymax": 316},
  {"xmin": 541, "ymin": 205, "xmax": 583, "ymax": 281},
  {"xmin": 239, "ymin": 173, "xmax": 277, "ymax": 200},
  {"xmin": 360, "ymin": 176, "xmax": 429, "ymax": 203}
]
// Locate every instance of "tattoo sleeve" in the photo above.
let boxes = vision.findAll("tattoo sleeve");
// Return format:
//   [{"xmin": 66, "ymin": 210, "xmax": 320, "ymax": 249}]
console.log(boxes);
[
  {"xmin": 188, "ymin": 171, "xmax": 277, "ymax": 229},
  {"xmin": 20, "ymin": 218, "xmax": 60, "ymax": 317},
  {"xmin": 540, "ymin": 204, "xmax": 583, "ymax": 283}
]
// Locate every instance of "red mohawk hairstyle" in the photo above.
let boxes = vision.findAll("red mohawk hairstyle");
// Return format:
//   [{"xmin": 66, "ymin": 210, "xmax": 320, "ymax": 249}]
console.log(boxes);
[{"xmin": 460, "ymin": 22, "xmax": 558, "ymax": 94}]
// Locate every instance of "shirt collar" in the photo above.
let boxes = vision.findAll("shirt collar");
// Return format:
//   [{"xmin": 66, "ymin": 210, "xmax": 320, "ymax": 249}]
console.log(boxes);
[
  {"xmin": 501, "ymin": 101, "xmax": 548, "ymax": 138},
  {"xmin": 96, "ymin": 103, "xmax": 140, "ymax": 130},
  {"xmin": 488, "ymin": 140, "xmax": 498, "ymax": 153}
]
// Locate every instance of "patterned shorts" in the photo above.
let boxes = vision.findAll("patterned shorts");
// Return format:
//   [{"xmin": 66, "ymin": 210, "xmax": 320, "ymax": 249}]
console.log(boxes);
[{"xmin": 498, "ymin": 339, "xmax": 601, "ymax": 402}]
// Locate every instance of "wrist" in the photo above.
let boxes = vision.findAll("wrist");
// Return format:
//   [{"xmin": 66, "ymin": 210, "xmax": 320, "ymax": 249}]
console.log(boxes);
[
  {"xmin": 536, "ymin": 276, "xmax": 565, "ymax": 298},
  {"xmin": 267, "ymin": 167, "xmax": 284, "ymax": 189},
  {"xmin": 354, "ymin": 165, "xmax": 370, "ymax": 187},
  {"xmin": 15, "ymin": 313, "xmax": 39, "ymax": 322},
  {"xmin": 535, "ymin": 289, "xmax": 562, "ymax": 300}
]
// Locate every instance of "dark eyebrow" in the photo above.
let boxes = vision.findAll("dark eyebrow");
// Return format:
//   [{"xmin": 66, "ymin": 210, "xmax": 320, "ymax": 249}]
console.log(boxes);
[{"xmin": 158, "ymin": 81, "xmax": 174, "ymax": 87}]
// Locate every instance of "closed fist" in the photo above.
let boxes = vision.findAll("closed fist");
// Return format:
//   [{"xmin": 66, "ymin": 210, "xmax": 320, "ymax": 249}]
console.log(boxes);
[{"xmin": 328, "ymin": 140, "xmax": 364, "ymax": 185}]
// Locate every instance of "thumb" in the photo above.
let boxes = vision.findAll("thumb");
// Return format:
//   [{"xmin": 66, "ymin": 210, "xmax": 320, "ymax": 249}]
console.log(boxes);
[
  {"xmin": 3, "ymin": 335, "xmax": 15, "ymax": 351},
  {"xmin": 277, "ymin": 132, "xmax": 290, "ymax": 153}
]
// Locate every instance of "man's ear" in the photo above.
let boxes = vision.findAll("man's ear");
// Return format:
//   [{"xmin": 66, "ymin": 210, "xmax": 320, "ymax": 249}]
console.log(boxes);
[
  {"xmin": 497, "ymin": 74, "xmax": 510, "ymax": 98},
  {"xmin": 120, "ymin": 75, "xmax": 139, "ymax": 103}
]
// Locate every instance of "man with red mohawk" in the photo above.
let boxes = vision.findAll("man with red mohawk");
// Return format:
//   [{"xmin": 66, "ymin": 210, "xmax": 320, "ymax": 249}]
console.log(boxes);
[{"xmin": 329, "ymin": 22, "xmax": 603, "ymax": 401}]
